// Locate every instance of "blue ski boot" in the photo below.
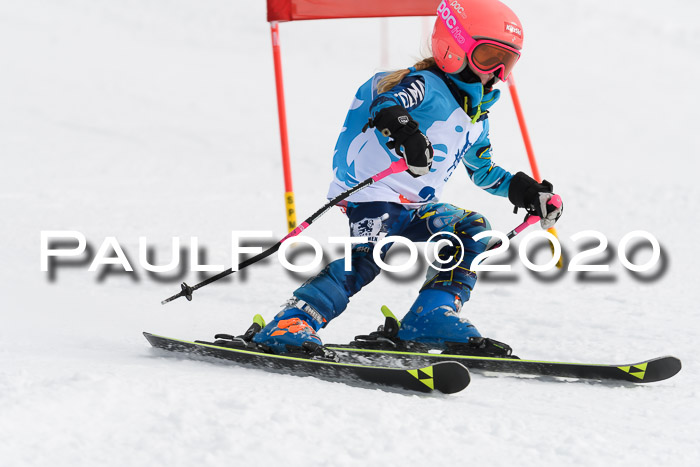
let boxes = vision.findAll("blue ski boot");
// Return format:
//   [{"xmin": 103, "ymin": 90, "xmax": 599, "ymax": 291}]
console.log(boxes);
[
  {"xmin": 397, "ymin": 288, "xmax": 482, "ymax": 347},
  {"xmin": 252, "ymin": 298, "xmax": 335, "ymax": 359},
  {"xmin": 392, "ymin": 288, "xmax": 514, "ymax": 357}
]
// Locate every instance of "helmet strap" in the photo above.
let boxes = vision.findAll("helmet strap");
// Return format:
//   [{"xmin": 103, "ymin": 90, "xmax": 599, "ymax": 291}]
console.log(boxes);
[
  {"xmin": 457, "ymin": 66, "xmax": 482, "ymax": 84},
  {"xmin": 484, "ymin": 76, "xmax": 497, "ymax": 91}
]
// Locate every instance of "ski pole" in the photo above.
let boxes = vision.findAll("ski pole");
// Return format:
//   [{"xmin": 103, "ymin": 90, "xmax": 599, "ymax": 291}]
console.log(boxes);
[
  {"xmin": 488, "ymin": 194, "xmax": 563, "ymax": 251},
  {"xmin": 161, "ymin": 158, "xmax": 410, "ymax": 305}
]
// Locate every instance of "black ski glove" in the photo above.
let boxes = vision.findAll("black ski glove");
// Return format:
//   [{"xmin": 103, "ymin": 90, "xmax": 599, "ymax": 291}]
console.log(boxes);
[
  {"xmin": 508, "ymin": 171, "xmax": 563, "ymax": 228},
  {"xmin": 366, "ymin": 106, "xmax": 433, "ymax": 177}
]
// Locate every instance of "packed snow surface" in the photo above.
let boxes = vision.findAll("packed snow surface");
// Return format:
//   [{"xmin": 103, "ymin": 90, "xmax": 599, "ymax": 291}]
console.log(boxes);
[{"xmin": 2, "ymin": 0, "xmax": 700, "ymax": 465}]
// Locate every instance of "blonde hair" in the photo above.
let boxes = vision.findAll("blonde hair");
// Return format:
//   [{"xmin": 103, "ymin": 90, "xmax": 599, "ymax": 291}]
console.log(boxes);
[{"xmin": 377, "ymin": 57, "xmax": 436, "ymax": 94}]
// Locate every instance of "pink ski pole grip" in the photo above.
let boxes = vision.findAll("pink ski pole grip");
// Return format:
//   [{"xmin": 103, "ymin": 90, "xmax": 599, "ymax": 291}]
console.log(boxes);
[
  {"xmin": 526, "ymin": 215, "xmax": 541, "ymax": 226},
  {"xmin": 548, "ymin": 194, "xmax": 563, "ymax": 209},
  {"xmin": 521, "ymin": 195, "xmax": 562, "ymax": 229},
  {"xmin": 372, "ymin": 158, "xmax": 409, "ymax": 181}
]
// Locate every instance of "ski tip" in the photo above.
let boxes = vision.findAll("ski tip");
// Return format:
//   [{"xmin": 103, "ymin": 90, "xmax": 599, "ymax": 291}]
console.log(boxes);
[
  {"xmin": 143, "ymin": 332, "xmax": 157, "ymax": 346},
  {"xmin": 430, "ymin": 361, "xmax": 471, "ymax": 394},
  {"xmin": 656, "ymin": 355, "xmax": 682, "ymax": 381},
  {"xmin": 619, "ymin": 355, "xmax": 682, "ymax": 383},
  {"xmin": 670, "ymin": 356, "xmax": 682, "ymax": 375},
  {"xmin": 143, "ymin": 331, "xmax": 160, "ymax": 343}
]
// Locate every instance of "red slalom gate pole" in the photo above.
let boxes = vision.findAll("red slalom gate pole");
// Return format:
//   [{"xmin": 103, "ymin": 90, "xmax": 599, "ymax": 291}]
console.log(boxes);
[
  {"xmin": 507, "ymin": 74, "xmax": 542, "ymax": 181},
  {"xmin": 270, "ymin": 21, "xmax": 297, "ymax": 232},
  {"xmin": 507, "ymin": 74, "xmax": 563, "ymax": 268}
]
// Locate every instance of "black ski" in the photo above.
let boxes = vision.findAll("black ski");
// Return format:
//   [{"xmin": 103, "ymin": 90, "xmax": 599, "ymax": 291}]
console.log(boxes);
[
  {"xmin": 144, "ymin": 332, "xmax": 470, "ymax": 394},
  {"xmin": 326, "ymin": 345, "xmax": 682, "ymax": 384}
]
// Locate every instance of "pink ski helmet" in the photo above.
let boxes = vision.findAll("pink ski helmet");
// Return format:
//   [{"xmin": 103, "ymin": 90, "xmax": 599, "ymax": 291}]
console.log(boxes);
[{"xmin": 432, "ymin": 0, "xmax": 524, "ymax": 80}]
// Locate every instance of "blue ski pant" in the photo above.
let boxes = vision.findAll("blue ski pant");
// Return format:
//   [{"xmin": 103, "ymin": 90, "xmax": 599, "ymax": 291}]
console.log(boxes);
[{"xmin": 293, "ymin": 201, "xmax": 492, "ymax": 329}]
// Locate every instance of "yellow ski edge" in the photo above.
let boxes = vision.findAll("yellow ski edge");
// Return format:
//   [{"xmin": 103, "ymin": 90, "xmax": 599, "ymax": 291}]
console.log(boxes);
[
  {"xmin": 325, "ymin": 345, "xmax": 674, "ymax": 369},
  {"xmin": 145, "ymin": 332, "xmax": 435, "ymax": 371}
]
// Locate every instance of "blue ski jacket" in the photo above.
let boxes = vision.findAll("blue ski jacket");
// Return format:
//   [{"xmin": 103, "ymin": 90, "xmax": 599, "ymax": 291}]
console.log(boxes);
[{"xmin": 327, "ymin": 67, "xmax": 513, "ymax": 207}]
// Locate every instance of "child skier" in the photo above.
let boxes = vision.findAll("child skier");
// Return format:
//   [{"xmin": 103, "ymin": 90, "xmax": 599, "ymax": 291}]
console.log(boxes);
[{"xmin": 252, "ymin": 0, "xmax": 562, "ymax": 355}]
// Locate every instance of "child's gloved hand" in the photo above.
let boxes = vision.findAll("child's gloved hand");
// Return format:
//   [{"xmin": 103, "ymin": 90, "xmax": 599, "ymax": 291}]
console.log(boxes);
[
  {"xmin": 508, "ymin": 172, "xmax": 563, "ymax": 228},
  {"xmin": 534, "ymin": 192, "xmax": 563, "ymax": 229},
  {"xmin": 366, "ymin": 106, "xmax": 433, "ymax": 177}
]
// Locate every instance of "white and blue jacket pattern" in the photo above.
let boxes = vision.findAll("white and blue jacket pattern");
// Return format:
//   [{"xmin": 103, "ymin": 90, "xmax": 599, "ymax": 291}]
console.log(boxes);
[{"xmin": 327, "ymin": 68, "xmax": 513, "ymax": 207}]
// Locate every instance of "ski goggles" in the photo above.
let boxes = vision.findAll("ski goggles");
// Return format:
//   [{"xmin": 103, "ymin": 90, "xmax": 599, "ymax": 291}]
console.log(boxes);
[
  {"xmin": 438, "ymin": 4, "xmax": 520, "ymax": 80},
  {"xmin": 467, "ymin": 39, "xmax": 520, "ymax": 81}
]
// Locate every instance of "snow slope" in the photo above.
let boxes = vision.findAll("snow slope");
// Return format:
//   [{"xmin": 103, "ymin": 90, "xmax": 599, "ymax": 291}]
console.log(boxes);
[{"xmin": 1, "ymin": 0, "xmax": 699, "ymax": 465}]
